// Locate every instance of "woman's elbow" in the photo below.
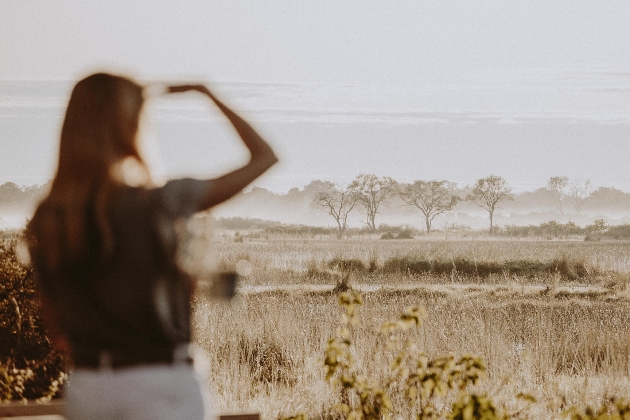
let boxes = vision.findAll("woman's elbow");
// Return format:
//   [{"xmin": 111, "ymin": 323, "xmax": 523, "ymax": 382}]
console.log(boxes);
[{"xmin": 258, "ymin": 150, "xmax": 278, "ymax": 170}]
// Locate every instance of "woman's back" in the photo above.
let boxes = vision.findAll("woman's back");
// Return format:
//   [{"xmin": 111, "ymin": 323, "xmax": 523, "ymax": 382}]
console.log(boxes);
[{"xmin": 26, "ymin": 73, "xmax": 277, "ymax": 419}]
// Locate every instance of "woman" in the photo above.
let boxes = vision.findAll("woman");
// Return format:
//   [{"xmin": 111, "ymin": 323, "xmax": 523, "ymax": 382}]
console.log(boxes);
[{"xmin": 25, "ymin": 73, "xmax": 277, "ymax": 419}]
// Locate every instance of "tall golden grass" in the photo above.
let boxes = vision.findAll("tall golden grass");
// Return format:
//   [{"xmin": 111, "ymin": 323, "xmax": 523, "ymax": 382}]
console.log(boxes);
[{"xmin": 192, "ymin": 237, "xmax": 630, "ymax": 419}]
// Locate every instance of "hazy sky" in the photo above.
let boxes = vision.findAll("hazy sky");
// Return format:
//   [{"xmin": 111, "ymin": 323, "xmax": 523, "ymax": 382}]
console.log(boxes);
[
  {"xmin": 3, "ymin": 1, "xmax": 630, "ymax": 83},
  {"xmin": 2, "ymin": 1, "xmax": 630, "ymax": 193}
]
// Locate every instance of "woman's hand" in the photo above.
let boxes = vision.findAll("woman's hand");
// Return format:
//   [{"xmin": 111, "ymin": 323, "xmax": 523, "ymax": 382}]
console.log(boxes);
[
  {"xmin": 168, "ymin": 84, "xmax": 227, "ymax": 108},
  {"xmin": 167, "ymin": 84, "xmax": 211, "ymax": 95}
]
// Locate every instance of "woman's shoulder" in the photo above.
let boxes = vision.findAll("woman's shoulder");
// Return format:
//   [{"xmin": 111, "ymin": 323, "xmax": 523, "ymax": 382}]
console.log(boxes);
[
  {"xmin": 107, "ymin": 177, "xmax": 213, "ymax": 221},
  {"xmin": 148, "ymin": 178, "xmax": 213, "ymax": 219}
]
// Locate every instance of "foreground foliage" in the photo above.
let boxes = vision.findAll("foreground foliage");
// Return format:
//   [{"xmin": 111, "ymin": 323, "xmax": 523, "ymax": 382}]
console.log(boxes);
[
  {"xmin": 283, "ymin": 291, "xmax": 525, "ymax": 419},
  {"xmin": 566, "ymin": 398, "xmax": 630, "ymax": 420},
  {"xmin": 5, "ymin": 232, "xmax": 630, "ymax": 418},
  {"xmin": 0, "ymin": 237, "xmax": 66, "ymax": 402},
  {"xmin": 279, "ymin": 289, "xmax": 630, "ymax": 419}
]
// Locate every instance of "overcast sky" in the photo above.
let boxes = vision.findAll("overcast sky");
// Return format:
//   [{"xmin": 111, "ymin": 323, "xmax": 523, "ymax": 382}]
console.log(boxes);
[
  {"xmin": 3, "ymin": 1, "xmax": 630, "ymax": 83},
  {"xmin": 2, "ymin": 1, "xmax": 630, "ymax": 195}
]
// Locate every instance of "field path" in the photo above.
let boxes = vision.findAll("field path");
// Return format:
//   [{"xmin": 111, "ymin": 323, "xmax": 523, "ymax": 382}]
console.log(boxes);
[{"xmin": 238, "ymin": 283, "xmax": 616, "ymax": 299}]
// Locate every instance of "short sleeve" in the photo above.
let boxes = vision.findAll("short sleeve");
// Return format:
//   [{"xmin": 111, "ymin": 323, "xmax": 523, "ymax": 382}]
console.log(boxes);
[{"xmin": 154, "ymin": 178, "xmax": 213, "ymax": 219}]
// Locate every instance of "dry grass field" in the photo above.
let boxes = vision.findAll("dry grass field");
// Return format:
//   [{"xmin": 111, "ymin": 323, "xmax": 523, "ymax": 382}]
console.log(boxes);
[{"xmin": 190, "ymin": 235, "xmax": 630, "ymax": 419}]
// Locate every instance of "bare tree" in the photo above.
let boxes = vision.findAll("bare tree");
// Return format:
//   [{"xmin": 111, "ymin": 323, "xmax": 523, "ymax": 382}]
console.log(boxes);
[
  {"xmin": 311, "ymin": 184, "xmax": 357, "ymax": 238},
  {"xmin": 546, "ymin": 176, "xmax": 568, "ymax": 215},
  {"xmin": 348, "ymin": 174, "xmax": 397, "ymax": 232},
  {"xmin": 398, "ymin": 180, "xmax": 459, "ymax": 233},
  {"xmin": 466, "ymin": 175, "xmax": 513, "ymax": 233},
  {"xmin": 568, "ymin": 178, "xmax": 591, "ymax": 214}
]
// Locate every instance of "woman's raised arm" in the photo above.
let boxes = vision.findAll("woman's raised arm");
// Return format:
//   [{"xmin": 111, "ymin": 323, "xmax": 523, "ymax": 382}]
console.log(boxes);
[{"xmin": 168, "ymin": 84, "xmax": 278, "ymax": 209}]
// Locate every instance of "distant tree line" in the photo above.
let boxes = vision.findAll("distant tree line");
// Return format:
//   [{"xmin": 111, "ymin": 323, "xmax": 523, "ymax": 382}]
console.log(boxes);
[
  {"xmin": 3, "ymin": 175, "xmax": 630, "ymax": 234},
  {"xmin": 499, "ymin": 219, "xmax": 614, "ymax": 239},
  {"xmin": 213, "ymin": 218, "xmax": 422, "ymax": 240},
  {"xmin": 0, "ymin": 182, "xmax": 49, "ymax": 213},
  {"xmin": 309, "ymin": 174, "xmax": 630, "ymax": 236},
  {"xmin": 213, "ymin": 217, "xmax": 630, "ymax": 242},
  {"xmin": 312, "ymin": 174, "xmax": 513, "ymax": 235}
]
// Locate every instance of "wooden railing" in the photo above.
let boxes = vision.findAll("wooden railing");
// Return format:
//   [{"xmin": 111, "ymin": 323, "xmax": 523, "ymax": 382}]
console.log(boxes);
[{"xmin": 0, "ymin": 401, "xmax": 259, "ymax": 419}]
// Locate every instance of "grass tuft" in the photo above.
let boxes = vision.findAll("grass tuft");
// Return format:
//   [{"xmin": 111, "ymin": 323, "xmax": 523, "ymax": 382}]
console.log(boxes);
[
  {"xmin": 327, "ymin": 258, "xmax": 366, "ymax": 272},
  {"xmin": 379, "ymin": 255, "xmax": 596, "ymax": 280}
]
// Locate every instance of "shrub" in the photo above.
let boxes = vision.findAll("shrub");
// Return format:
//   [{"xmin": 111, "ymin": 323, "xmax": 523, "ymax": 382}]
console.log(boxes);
[
  {"xmin": 380, "ymin": 228, "xmax": 415, "ymax": 240},
  {"xmin": 395, "ymin": 228, "xmax": 415, "ymax": 239},
  {"xmin": 381, "ymin": 257, "xmax": 431, "ymax": 274},
  {"xmin": 586, "ymin": 219, "xmax": 608, "ymax": 234},
  {"xmin": 328, "ymin": 258, "xmax": 366, "ymax": 272},
  {"xmin": 0, "ymin": 237, "xmax": 67, "ymax": 402},
  {"xmin": 502, "ymin": 221, "xmax": 585, "ymax": 238},
  {"xmin": 237, "ymin": 334, "xmax": 295, "ymax": 386},
  {"xmin": 602, "ymin": 224, "xmax": 630, "ymax": 240},
  {"xmin": 379, "ymin": 255, "xmax": 595, "ymax": 280}
]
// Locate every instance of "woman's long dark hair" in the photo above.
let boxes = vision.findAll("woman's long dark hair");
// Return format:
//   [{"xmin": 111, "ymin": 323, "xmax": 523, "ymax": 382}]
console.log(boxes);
[{"xmin": 27, "ymin": 73, "xmax": 149, "ymax": 276}]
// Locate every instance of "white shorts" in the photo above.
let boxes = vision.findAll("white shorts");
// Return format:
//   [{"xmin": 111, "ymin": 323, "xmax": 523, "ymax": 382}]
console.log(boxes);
[{"xmin": 65, "ymin": 363, "xmax": 215, "ymax": 420}]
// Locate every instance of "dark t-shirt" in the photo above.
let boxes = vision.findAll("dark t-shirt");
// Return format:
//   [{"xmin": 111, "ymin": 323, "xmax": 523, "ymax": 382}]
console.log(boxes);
[{"xmin": 35, "ymin": 178, "xmax": 212, "ymax": 360}]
